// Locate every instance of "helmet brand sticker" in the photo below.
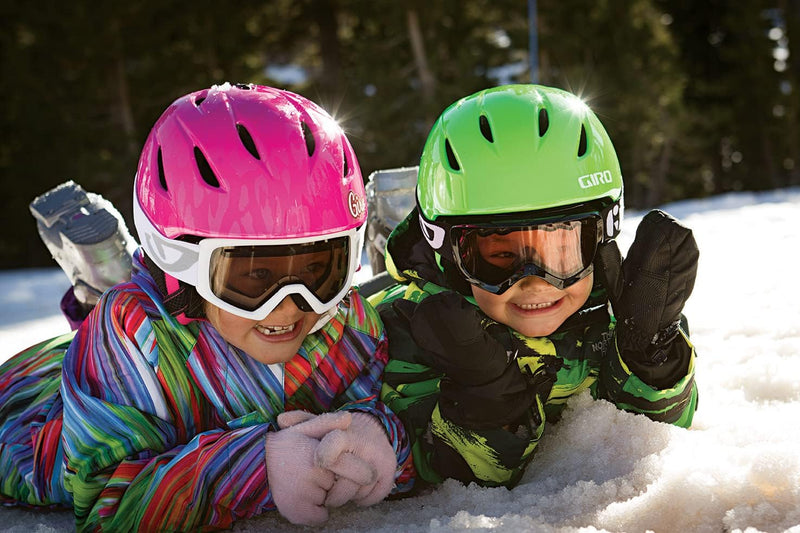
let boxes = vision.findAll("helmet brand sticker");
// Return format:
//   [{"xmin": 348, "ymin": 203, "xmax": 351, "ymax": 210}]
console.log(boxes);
[
  {"xmin": 419, "ymin": 213, "xmax": 445, "ymax": 250},
  {"xmin": 348, "ymin": 190, "xmax": 366, "ymax": 219},
  {"xmin": 606, "ymin": 203, "xmax": 621, "ymax": 237},
  {"xmin": 578, "ymin": 170, "xmax": 614, "ymax": 189},
  {"xmin": 143, "ymin": 233, "xmax": 197, "ymax": 272}
]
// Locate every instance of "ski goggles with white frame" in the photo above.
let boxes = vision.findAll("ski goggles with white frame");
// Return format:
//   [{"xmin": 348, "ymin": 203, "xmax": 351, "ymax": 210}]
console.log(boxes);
[
  {"xmin": 419, "ymin": 200, "xmax": 621, "ymax": 294},
  {"xmin": 134, "ymin": 200, "xmax": 364, "ymax": 320}
]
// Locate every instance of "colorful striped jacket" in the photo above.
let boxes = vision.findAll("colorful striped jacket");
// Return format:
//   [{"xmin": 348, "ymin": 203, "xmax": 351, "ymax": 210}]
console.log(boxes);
[{"xmin": 0, "ymin": 255, "xmax": 413, "ymax": 531}]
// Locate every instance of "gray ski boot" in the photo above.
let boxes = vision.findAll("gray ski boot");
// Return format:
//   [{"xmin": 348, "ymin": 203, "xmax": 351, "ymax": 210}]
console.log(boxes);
[
  {"xmin": 29, "ymin": 181, "xmax": 138, "ymax": 308},
  {"xmin": 364, "ymin": 166, "xmax": 418, "ymax": 274}
]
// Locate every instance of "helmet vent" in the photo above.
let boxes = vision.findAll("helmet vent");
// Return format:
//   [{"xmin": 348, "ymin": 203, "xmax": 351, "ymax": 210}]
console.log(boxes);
[
  {"xmin": 236, "ymin": 124, "xmax": 261, "ymax": 160},
  {"xmin": 301, "ymin": 122, "xmax": 316, "ymax": 157},
  {"xmin": 445, "ymin": 139, "xmax": 460, "ymax": 171},
  {"xmin": 235, "ymin": 83, "xmax": 252, "ymax": 90},
  {"xmin": 577, "ymin": 124, "xmax": 588, "ymax": 157},
  {"xmin": 479, "ymin": 115, "xmax": 494, "ymax": 143},
  {"xmin": 538, "ymin": 108, "xmax": 549, "ymax": 137},
  {"xmin": 194, "ymin": 96, "xmax": 206, "ymax": 107},
  {"xmin": 343, "ymin": 151, "xmax": 349, "ymax": 177},
  {"xmin": 157, "ymin": 147, "xmax": 168, "ymax": 191},
  {"xmin": 194, "ymin": 147, "xmax": 221, "ymax": 187}
]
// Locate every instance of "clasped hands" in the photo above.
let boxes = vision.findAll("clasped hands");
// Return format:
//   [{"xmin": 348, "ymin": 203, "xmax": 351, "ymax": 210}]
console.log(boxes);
[{"xmin": 265, "ymin": 409, "xmax": 396, "ymax": 525}]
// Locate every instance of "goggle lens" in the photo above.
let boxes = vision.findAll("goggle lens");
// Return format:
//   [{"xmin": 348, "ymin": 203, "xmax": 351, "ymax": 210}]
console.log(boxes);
[
  {"xmin": 208, "ymin": 237, "xmax": 350, "ymax": 312},
  {"xmin": 453, "ymin": 217, "xmax": 601, "ymax": 293}
]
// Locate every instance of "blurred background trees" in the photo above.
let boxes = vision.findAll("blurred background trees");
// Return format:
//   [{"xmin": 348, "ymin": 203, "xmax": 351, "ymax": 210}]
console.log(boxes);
[{"xmin": 2, "ymin": 0, "xmax": 798, "ymax": 268}]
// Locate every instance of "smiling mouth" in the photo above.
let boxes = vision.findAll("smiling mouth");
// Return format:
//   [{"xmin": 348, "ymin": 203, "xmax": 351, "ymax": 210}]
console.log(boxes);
[
  {"xmin": 516, "ymin": 301, "xmax": 556, "ymax": 310},
  {"xmin": 255, "ymin": 323, "xmax": 297, "ymax": 336}
]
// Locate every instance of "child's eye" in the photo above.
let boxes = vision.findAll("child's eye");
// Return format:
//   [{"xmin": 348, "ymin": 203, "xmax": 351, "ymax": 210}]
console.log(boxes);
[
  {"xmin": 484, "ymin": 251, "xmax": 518, "ymax": 268},
  {"xmin": 304, "ymin": 262, "xmax": 327, "ymax": 276},
  {"xmin": 246, "ymin": 268, "xmax": 272, "ymax": 280}
]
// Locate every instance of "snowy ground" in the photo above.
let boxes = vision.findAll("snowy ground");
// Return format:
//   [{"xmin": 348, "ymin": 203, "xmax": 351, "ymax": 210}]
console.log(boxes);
[{"xmin": 2, "ymin": 188, "xmax": 800, "ymax": 532}]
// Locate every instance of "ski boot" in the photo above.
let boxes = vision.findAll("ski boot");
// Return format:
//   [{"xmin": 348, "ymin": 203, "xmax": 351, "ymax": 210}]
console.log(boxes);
[
  {"xmin": 29, "ymin": 181, "xmax": 138, "ymax": 322},
  {"xmin": 364, "ymin": 166, "xmax": 418, "ymax": 274}
]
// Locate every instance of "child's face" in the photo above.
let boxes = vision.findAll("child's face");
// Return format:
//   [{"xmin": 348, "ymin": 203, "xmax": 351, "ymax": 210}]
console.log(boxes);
[
  {"xmin": 471, "ymin": 273, "xmax": 593, "ymax": 337},
  {"xmin": 205, "ymin": 296, "xmax": 320, "ymax": 365}
]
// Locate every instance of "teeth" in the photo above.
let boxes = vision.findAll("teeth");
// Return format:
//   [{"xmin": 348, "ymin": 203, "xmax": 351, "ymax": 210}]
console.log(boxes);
[
  {"xmin": 518, "ymin": 301, "xmax": 554, "ymax": 310},
  {"xmin": 256, "ymin": 323, "xmax": 296, "ymax": 336}
]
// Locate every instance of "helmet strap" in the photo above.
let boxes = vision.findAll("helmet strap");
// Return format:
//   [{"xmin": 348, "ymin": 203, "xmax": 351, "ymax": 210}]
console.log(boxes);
[{"xmin": 144, "ymin": 254, "xmax": 206, "ymax": 323}]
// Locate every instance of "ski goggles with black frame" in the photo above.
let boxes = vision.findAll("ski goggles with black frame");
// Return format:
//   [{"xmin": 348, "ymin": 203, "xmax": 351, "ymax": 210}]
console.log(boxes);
[
  {"xmin": 134, "ymin": 201, "xmax": 364, "ymax": 320},
  {"xmin": 419, "ymin": 200, "xmax": 621, "ymax": 294}
]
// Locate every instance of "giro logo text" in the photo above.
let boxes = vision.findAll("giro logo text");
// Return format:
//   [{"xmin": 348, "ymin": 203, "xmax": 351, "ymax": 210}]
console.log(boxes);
[
  {"xmin": 578, "ymin": 170, "xmax": 614, "ymax": 189},
  {"xmin": 348, "ymin": 190, "xmax": 366, "ymax": 219}
]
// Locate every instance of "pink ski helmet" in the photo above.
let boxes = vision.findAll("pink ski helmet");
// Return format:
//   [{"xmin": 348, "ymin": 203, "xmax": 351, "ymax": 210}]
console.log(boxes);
[{"xmin": 133, "ymin": 83, "xmax": 367, "ymax": 322}]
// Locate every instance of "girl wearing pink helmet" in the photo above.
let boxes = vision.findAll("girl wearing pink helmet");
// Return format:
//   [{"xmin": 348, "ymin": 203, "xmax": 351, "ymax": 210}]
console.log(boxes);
[{"xmin": 0, "ymin": 83, "xmax": 414, "ymax": 530}]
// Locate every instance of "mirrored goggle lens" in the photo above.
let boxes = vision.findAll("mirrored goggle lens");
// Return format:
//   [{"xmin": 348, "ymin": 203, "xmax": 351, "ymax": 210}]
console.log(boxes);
[
  {"xmin": 208, "ymin": 237, "xmax": 350, "ymax": 312},
  {"xmin": 453, "ymin": 218, "xmax": 600, "ymax": 289}
]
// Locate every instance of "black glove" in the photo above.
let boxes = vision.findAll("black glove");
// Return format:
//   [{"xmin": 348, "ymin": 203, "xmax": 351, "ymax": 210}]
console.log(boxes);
[
  {"xmin": 394, "ymin": 292, "xmax": 540, "ymax": 429},
  {"xmin": 595, "ymin": 210, "xmax": 698, "ymax": 385}
]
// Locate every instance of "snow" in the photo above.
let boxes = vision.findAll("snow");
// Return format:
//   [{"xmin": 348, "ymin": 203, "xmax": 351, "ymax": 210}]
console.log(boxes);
[{"xmin": 2, "ymin": 188, "xmax": 800, "ymax": 532}]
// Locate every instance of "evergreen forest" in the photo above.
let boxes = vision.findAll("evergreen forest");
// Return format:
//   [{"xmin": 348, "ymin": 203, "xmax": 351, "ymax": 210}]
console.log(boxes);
[{"xmin": 2, "ymin": 0, "xmax": 798, "ymax": 268}]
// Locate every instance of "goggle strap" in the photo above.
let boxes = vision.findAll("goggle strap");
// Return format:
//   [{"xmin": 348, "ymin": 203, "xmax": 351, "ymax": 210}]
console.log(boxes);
[{"xmin": 133, "ymin": 199, "xmax": 199, "ymax": 285}]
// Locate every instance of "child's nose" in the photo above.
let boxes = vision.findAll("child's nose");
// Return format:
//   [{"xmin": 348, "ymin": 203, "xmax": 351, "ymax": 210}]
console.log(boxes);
[
  {"xmin": 272, "ymin": 295, "xmax": 303, "ymax": 314},
  {"xmin": 515, "ymin": 275, "xmax": 553, "ymax": 291}
]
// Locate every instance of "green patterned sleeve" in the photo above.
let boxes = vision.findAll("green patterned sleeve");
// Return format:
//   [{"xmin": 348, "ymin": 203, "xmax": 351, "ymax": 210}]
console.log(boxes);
[
  {"xmin": 377, "ymin": 292, "xmax": 444, "ymax": 486},
  {"xmin": 377, "ymin": 284, "xmax": 550, "ymax": 489},
  {"xmin": 429, "ymin": 400, "xmax": 544, "ymax": 487},
  {"xmin": 596, "ymin": 327, "xmax": 698, "ymax": 428}
]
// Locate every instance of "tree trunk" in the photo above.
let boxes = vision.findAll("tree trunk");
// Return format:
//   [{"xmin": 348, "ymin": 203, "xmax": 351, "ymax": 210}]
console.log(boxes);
[
  {"xmin": 406, "ymin": 8, "xmax": 435, "ymax": 115},
  {"xmin": 111, "ymin": 20, "xmax": 136, "ymax": 159},
  {"xmin": 648, "ymin": 138, "xmax": 672, "ymax": 207},
  {"xmin": 761, "ymin": 131, "xmax": 781, "ymax": 189},
  {"xmin": 311, "ymin": 0, "xmax": 342, "ymax": 97}
]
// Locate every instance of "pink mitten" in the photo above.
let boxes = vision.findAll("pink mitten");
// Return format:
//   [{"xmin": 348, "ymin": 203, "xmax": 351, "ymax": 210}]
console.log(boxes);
[
  {"xmin": 265, "ymin": 411, "xmax": 351, "ymax": 525},
  {"xmin": 277, "ymin": 410, "xmax": 360, "ymax": 508},
  {"xmin": 315, "ymin": 412, "xmax": 397, "ymax": 507},
  {"xmin": 276, "ymin": 409, "xmax": 318, "ymax": 428}
]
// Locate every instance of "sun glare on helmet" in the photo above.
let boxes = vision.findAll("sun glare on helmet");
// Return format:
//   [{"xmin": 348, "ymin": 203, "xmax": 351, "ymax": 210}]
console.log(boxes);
[{"xmin": 566, "ymin": 95, "xmax": 591, "ymax": 115}]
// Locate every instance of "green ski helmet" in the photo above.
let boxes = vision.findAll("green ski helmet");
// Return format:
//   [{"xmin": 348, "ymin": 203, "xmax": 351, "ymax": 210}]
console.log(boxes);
[{"xmin": 416, "ymin": 84, "xmax": 624, "ymax": 292}]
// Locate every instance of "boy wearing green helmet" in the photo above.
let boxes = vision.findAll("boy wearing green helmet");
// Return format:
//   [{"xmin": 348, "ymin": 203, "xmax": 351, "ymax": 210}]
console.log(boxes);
[{"xmin": 370, "ymin": 84, "xmax": 699, "ymax": 489}]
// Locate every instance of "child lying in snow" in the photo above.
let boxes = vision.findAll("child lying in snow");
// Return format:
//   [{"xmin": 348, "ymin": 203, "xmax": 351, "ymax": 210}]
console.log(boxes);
[
  {"xmin": 371, "ymin": 84, "xmax": 699, "ymax": 489},
  {"xmin": 0, "ymin": 83, "xmax": 414, "ymax": 530}
]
